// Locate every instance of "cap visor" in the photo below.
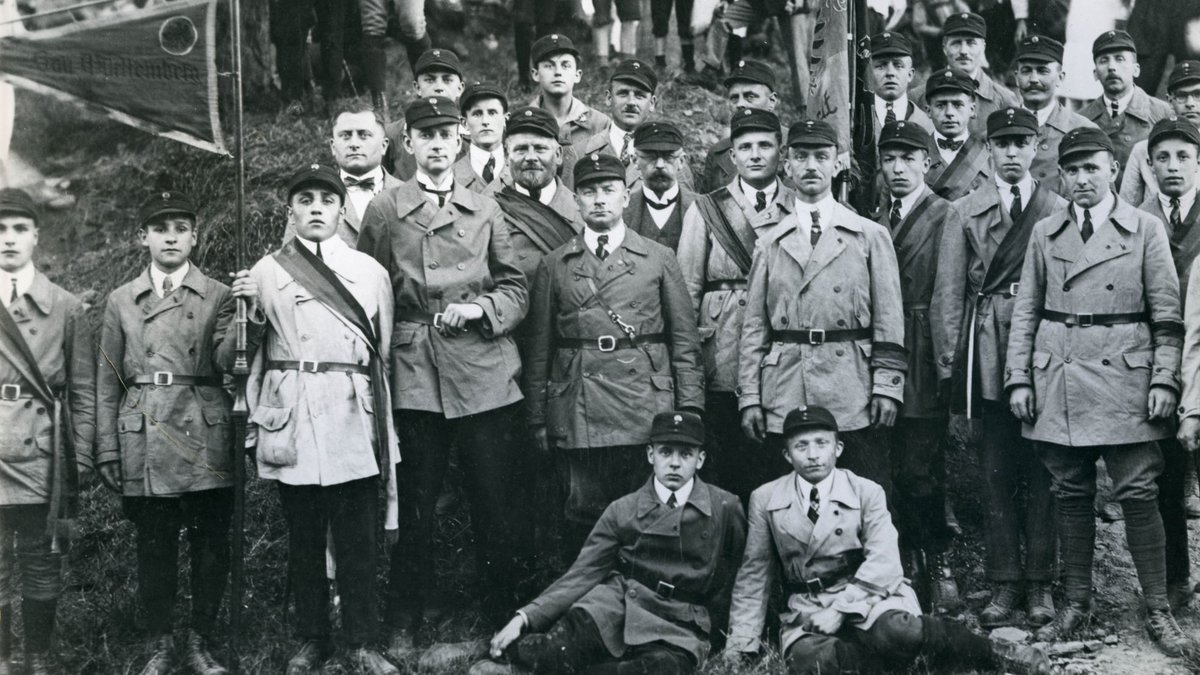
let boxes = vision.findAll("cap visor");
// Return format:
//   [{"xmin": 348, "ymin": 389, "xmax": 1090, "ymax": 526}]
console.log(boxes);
[
  {"xmin": 1015, "ymin": 54, "xmax": 1056, "ymax": 63},
  {"xmin": 723, "ymin": 74, "xmax": 771, "ymax": 88},
  {"xmin": 944, "ymin": 29, "xmax": 986, "ymax": 38},
  {"xmin": 870, "ymin": 48, "xmax": 911, "ymax": 59},
  {"xmin": 0, "ymin": 206, "xmax": 36, "ymax": 219},
  {"xmin": 787, "ymin": 138, "xmax": 838, "ymax": 148},
  {"xmin": 417, "ymin": 64, "xmax": 462, "ymax": 77},
  {"xmin": 505, "ymin": 124, "xmax": 557, "ymax": 139},
  {"xmin": 732, "ymin": 123, "xmax": 780, "ymax": 137},
  {"xmin": 1171, "ymin": 76, "xmax": 1200, "ymax": 91},
  {"xmin": 878, "ymin": 139, "xmax": 929, "ymax": 151},
  {"xmin": 649, "ymin": 433, "xmax": 703, "ymax": 446},
  {"xmin": 635, "ymin": 141, "xmax": 682, "ymax": 152},
  {"xmin": 610, "ymin": 75, "xmax": 654, "ymax": 92},
  {"xmin": 575, "ymin": 171, "xmax": 627, "ymax": 187},
  {"xmin": 288, "ymin": 179, "xmax": 346, "ymax": 200},
  {"xmin": 988, "ymin": 127, "xmax": 1037, "ymax": 139},
  {"xmin": 141, "ymin": 206, "xmax": 196, "ymax": 224},
  {"xmin": 1058, "ymin": 143, "xmax": 1112, "ymax": 164},
  {"xmin": 784, "ymin": 422, "xmax": 837, "ymax": 436},
  {"xmin": 535, "ymin": 47, "xmax": 580, "ymax": 63},
  {"xmin": 409, "ymin": 114, "xmax": 462, "ymax": 130}
]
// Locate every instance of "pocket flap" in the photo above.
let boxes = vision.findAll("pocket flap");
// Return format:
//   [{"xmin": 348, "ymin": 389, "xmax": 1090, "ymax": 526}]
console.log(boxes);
[
  {"xmin": 761, "ymin": 350, "xmax": 781, "ymax": 367},
  {"xmin": 857, "ymin": 341, "xmax": 873, "ymax": 359},
  {"xmin": 547, "ymin": 380, "xmax": 571, "ymax": 398},
  {"xmin": 1033, "ymin": 351, "xmax": 1051, "ymax": 369},
  {"xmin": 201, "ymin": 406, "xmax": 230, "ymax": 426},
  {"xmin": 1122, "ymin": 350, "xmax": 1153, "ymax": 370},
  {"xmin": 250, "ymin": 405, "xmax": 292, "ymax": 432},
  {"xmin": 118, "ymin": 412, "xmax": 145, "ymax": 433},
  {"xmin": 698, "ymin": 325, "xmax": 717, "ymax": 341},
  {"xmin": 650, "ymin": 375, "xmax": 675, "ymax": 391},
  {"xmin": 393, "ymin": 326, "xmax": 417, "ymax": 348}
]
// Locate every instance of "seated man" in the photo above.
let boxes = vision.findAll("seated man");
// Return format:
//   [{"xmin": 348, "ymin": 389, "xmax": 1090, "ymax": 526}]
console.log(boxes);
[
  {"xmin": 724, "ymin": 406, "xmax": 1049, "ymax": 675},
  {"xmin": 474, "ymin": 411, "xmax": 746, "ymax": 675}
]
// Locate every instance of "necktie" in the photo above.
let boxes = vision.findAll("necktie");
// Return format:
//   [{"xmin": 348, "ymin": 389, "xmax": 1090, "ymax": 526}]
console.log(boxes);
[
  {"xmin": 420, "ymin": 183, "xmax": 451, "ymax": 207},
  {"xmin": 755, "ymin": 191, "xmax": 767, "ymax": 212},
  {"xmin": 807, "ymin": 486, "xmax": 820, "ymax": 523},
  {"xmin": 527, "ymin": 186, "xmax": 541, "ymax": 202},
  {"xmin": 620, "ymin": 133, "xmax": 633, "ymax": 166},
  {"xmin": 9, "ymin": 278, "xmax": 16, "ymax": 305},
  {"xmin": 162, "ymin": 275, "xmax": 174, "ymax": 296},
  {"xmin": 1081, "ymin": 208, "xmax": 1094, "ymax": 243},
  {"xmin": 1010, "ymin": 185, "xmax": 1023, "ymax": 222},
  {"xmin": 884, "ymin": 101, "xmax": 897, "ymax": 125},
  {"xmin": 810, "ymin": 210, "xmax": 822, "ymax": 247},
  {"xmin": 482, "ymin": 155, "xmax": 496, "ymax": 184},
  {"xmin": 315, "ymin": 242, "xmax": 324, "ymax": 261},
  {"xmin": 936, "ymin": 137, "xmax": 964, "ymax": 152},
  {"xmin": 667, "ymin": 493, "xmax": 678, "ymax": 509},
  {"xmin": 1171, "ymin": 197, "xmax": 1183, "ymax": 230},
  {"xmin": 1110, "ymin": 100, "xmax": 1120, "ymax": 119},
  {"xmin": 595, "ymin": 233, "xmax": 609, "ymax": 260},
  {"xmin": 889, "ymin": 199, "xmax": 902, "ymax": 230},
  {"xmin": 344, "ymin": 175, "xmax": 376, "ymax": 191}
]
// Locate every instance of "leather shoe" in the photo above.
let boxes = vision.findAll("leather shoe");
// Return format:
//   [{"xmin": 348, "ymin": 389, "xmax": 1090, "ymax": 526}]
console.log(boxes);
[
  {"xmin": 386, "ymin": 628, "xmax": 418, "ymax": 663},
  {"xmin": 1026, "ymin": 583, "xmax": 1056, "ymax": 627},
  {"xmin": 1034, "ymin": 602, "xmax": 1090, "ymax": 643},
  {"xmin": 979, "ymin": 582, "xmax": 1020, "ymax": 628},
  {"xmin": 184, "ymin": 630, "xmax": 228, "ymax": 675},
  {"xmin": 352, "ymin": 647, "xmax": 400, "ymax": 675},
  {"xmin": 285, "ymin": 640, "xmax": 327, "ymax": 675},
  {"xmin": 990, "ymin": 640, "xmax": 1051, "ymax": 675},
  {"xmin": 1168, "ymin": 581, "xmax": 1194, "ymax": 614},
  {"xmin": 1147, "ymin": 608, "xmax": 1197, "ymax": 657},
  {"xmin": 138, "ymin": 635, "xmax": 175, "ymax": 675},
  {"xmin": 929, "ymin": 561, "xmax": 962, "ymax": 614}
]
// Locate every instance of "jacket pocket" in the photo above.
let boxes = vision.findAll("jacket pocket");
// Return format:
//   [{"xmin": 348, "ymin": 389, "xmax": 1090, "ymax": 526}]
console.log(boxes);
[
  {"xmin": 1121, "ymin": 350, "xmax": 1153, "ymax": 370},
  {"xmin": 251, "ymin": 405, "xmax": 297, "ymax": 467},
  {"xmin": 392, "ymin": 326, "xmax": 418, "ymax": 349},
  {"xmin": 1032, "ymin": 351, "xmax": 1051, "ymax": 370},
  {"xmin": 201, "ymin": 406, "xmax": 232, "ymax": 460},
  {"xmin": 650, "ymin": 374, "xmax": 675, "ymax": 410},
  {"xmin": 119, "ymin": 412, "xmax": 145, "ymax": 434}
]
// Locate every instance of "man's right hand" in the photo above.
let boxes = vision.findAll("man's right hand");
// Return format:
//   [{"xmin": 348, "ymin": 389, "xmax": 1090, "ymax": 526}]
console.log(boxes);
[
  {"xmin": 741, "ymin": 406, "xmax": 766, "ymax": 442},
  {"xmin": 489, "ymin": 615, "xmax": 526, "ymax": 659},
  {"xmin": 97, "ymin": 460, "xmax": 122, "ymax": 493},
  {"xmin": 1009, "ymin": 385, "xmax": 1036, "ymax": 424},
  {"xmin": 533, "ymin": 425, "xmax": 549, "ymax": 453},
  {"xmin": 1180, "ymin": 416, "xmax": 1200, "ymax": 452}
]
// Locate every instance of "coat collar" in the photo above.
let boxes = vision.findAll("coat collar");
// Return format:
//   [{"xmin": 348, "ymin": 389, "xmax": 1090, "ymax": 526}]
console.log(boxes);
[
  {"xmin": 564, "ymin": 224, "xmax": 652, "ymax": 258},
  {"xmin": 962, "ymin": 178, "xmax": 1002, "ymax": 217},
  {"xmin": 1044, "ymin": 103, "xmax": 1080, "ymax": 134},
  {"xmin": 1049, "ymin": 194, "xmax": 1140, "ymax": 237},
  {"xmin": 635, "ymin": 476, "xmax": 714, "ymax": 518},
  {"xmin": 1125, "ymin": 86, "xmax": 1156, "ymax": 122},
  {"xmin": 22, "ymin": 270, "xmax": 57, "ymax": 315},
  {"xmin": 130, "ymin": 263, "xmax": 210, "ymax": 300}
]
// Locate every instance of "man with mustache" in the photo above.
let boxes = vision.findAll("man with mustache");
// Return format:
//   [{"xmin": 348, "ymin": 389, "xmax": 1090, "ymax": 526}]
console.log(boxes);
[
  {"xmin": 455, "ymin": 82, "xmax": 509, "ymax": 193},
  {"xmin": 1006, "ymin": 127, "xmax": 1193, "ymax": 655},
  {"xmin": 1121, "ymin": 61, "xmax": 1200, "ymax": 205},
  {"xmin": 625, "ymin": 122, "xmax": 697, "ymax": 252},
  {"xmin": 738, "ymin": 119, "xmax": 906, "ymax": 504},
  {"xmin": 924, "ymin": 69, "xmax": 992, "ymax": 201},
  {"xmin": 576, "ymin": 59, "xmax": 695, "ymax": 191},
  {"xmin": 1013, "ymin": 35, "xmax": 1096, "ymax": 197},
  {"xmin": 911, "ymin": 12, "xmax": 1019, "ymax": 139},
  {"xmin": 677, "ymin": 109, "xmax": 797, "ymax": 502},
  {"xmin": 868, "ymin": 32, "xmax": 933, "ymax": 147},
  {"xmin": 1078, "ymin": 30, "xmax": 1173, "ymax": 185},
  {"xmin": 523, "ymin": 153, "xmax": 703, "ymax": 553},
  {"xmin": 357, "ymin": 97, "xmax": 532, "ymax": 656},
  {"xmin": 932, "ymin": 108, "xmax": 1066, "ymax": 630},
  {"xmin": 698, "ymin": 60, "xmax": 781, "ymax": 195}
]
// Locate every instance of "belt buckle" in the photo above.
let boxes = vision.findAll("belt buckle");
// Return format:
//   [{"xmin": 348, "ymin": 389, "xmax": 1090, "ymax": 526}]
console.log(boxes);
[
  {"xmin": 298, "ymin": 360, "xmax": 320, "ymax": 373},
  {"xmin": 597, "ymin": 335, "xmax": 617, "ymax": 352},
  {"xmin": 432, "ymin": 312, "xmax": 445, "ymax": 329},
  {"xmin": 153, "ymin": 371, "xmax": 173, "ymax": 386},
  {"xmin": 0, "ymin": 384, "xmax": 19, "ymax": 401},
  {"xmin": 805, "ymin": 578, "xmax": 825, "ymax": 594},
  {"xmin": 1009, "ymin": 282, "xmax": 1020, "ymax": 297},
  {"xmin": 1076, "ymin": 313, "xmax": 1094, "ymax": 327},
  {"xmin": 808, "ymin": 329, "xmax": 825, "ymax": 345},
  {"xmin": 655, "ymin": 580, "xmax": 676, "ymax": 600}
]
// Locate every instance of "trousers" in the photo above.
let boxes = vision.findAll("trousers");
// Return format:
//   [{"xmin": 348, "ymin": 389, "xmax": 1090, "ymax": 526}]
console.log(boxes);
[{"xmin": 513, "ymin": 607, "xmax": 696, "ymax": 674}]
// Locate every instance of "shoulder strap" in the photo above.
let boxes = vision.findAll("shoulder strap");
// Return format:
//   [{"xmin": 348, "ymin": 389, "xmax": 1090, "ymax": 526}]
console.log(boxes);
[
  {"xmin": 979, "ymin": 184, "xmax": 1048, "ymax": 294},
  {"xmin": 696, "ymin": 188, "xmax": 754, "ymax": 275},
  {"xmin": 891, "ymin": 192, "xmax": 937, "ymax": 246},
  {"xmin": 0, "ymin": 302, "xmax": 54, "ymax": 402}
]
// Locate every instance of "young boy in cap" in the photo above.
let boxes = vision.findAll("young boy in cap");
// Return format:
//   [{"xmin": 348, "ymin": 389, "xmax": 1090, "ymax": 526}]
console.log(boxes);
[
  {"xmin": 94, "ymin": 190, "xmax": 246, "ymax": 675},
  {"xmin": 0, "ymin": 188, "xmax": 93, "ymax": 675},
  {"xmin": 1006, "ymin": 126, "xmax": 1192, "ymax": 654},
  {"xmin": 924, "ymin": 68, "xmax": 992, "ymax": 201},
  {"xmin": 677, "ymin": 108, "xmax": 797, "ymax": 501},
  {"xmin": 357, "ymin": 96, "xmax": 533, "ymax": 655},
  {"xmin": 1079, "ymin": 29, "xmax": 1173, "ymax": 183},
  {"xmin": 455, "ymin": 82, "xmax": 509, "ymax": 193},
  {"xmin": 475, "ymin": 410, "xmax": 746, "ymax": 675},
  {"xmin": 698, "ymin": 60, "xmax": 780, "ymax": 195},
  {"xmin": 384, "ymin": 48, "xmax": 468, "ymax": 180},
  {"xmin": 245, "ymin": 164, "xmax": 400, "ymax": 674},
  {"xmin": 529, "ymin": 34, "xmax": 611, "ymax": 149},
  {"xmin": 625, "ymin": 121, "xmax": 698, "ymax": 252},
  {"xmin": 874, "ymin": 119, "xmax": 960, "ymax": 614},
  {"xmin": 932, "ymin": 107, "xmax": 1066, "ymax": 629},
  {"xmin": 1012, "ymin": 34, "xmax": 1096, "ymax": 196},
  {"xmin": 1122, "ymin": 61, "xmax": 1200, "ymax": 205},
  {"xmin": 868, "ymin": 32, "xmax": 933, "ymax": 146},
  {"xmin": 724, "ymin": 406, "xmax": 1049, "ymax": 675}
]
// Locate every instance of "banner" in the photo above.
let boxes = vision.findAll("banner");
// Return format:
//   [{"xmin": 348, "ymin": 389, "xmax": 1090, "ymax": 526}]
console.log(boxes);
[
  {"xmin": 806, "ymin": 0, "xmax": 850, "ymax": 167},
  {"xmin": 0, "ymin": 0, "xmax": 227, "ymax": 155}
]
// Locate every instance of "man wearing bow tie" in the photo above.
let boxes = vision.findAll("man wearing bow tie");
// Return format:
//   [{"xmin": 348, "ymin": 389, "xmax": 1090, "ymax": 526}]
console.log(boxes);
[
  {"xmin": 321, "ymin": 101, "xmax": 400, "ymax": 247},
  {"xmin": 624, "ymin": 121, "xmax": 697, "ymax": 252},
  {"xmin": 924, "ymin": 68, "xmax": 992, "ymax": 201}
]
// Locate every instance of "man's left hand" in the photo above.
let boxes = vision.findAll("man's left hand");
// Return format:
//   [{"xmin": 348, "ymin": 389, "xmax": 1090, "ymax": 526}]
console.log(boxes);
[
  {"xmin": 1148, "ymin": 386, "xmax": 1178, "ymax": 421},
  {"xmin": 806, "ymin": 608, "xmax": 845, "ymax": 635},
  {"xmin": 439, "ymin": 302, "xmax": 484, "ymax": 336},
  {"xmin": 869, "ymin": 395, "xmax": 898, "ymax": 428}
]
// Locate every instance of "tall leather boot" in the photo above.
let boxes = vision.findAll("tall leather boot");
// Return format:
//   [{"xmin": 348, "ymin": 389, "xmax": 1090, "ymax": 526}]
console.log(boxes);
[
  {"xmin": 404, "ymin": 35, "xmax": 433, "ymax": 77},
  {"xmin": 928, "ymin": 552, "xmax": 962, "ymax": 614}
]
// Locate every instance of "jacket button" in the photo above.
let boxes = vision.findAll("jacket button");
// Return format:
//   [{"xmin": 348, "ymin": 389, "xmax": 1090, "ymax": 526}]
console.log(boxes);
[
  {"xmin": 23, "ymin": 438, "xmax": 31, "ymax": 446},
  {"xmin": 23, "ymin": 400, "xmax": 31, "ymax": 409},
  {"xmin": 36, "ymin": 407, "xmax": 44, "ymax": 415},
  {"xmin": 429, "ymin": 262, "xmax": 439, "ymax": 269},
  {"xmin": 1106, "ymin": 284, "xmax": 1114, "ymax": 290},
  {"xmin": 892, "ymin": 376, "xmax": 900, "ymax": 384},
  {"xmin": 1062, "ymin": 284, "xmax": 1070, "ymax": 292},
  {"xmin": 835, "ymin": 528, "xmax": 843, "ymax": 535},
  {"xmin": 835, "ymin": 349, "xmax": 844, "ymax": 356},
  {"xmin": 628, "ymin": 589, "xmax": 637, "ymax": 598},
  {"xmin": 28, "ymin": 328, "xmax": 36, "ymax": 335},
  {"xmin": 188, "ymin": 347, "xmax": 196, "ymax": 355},
  {"xmin": 805, "ymin": 560, "xmax": 814, "ymax": 567},
  {"xmin": 184, "ymin": 417, "xmax": 194, "ymax": 424},
  {"xmin": 427, "ymin": 230, "xmax": 435, "ymax": 237},
  {"xmin": 301, "ymin": 334, "xmax": 310, "ymax": 341},
  {"xmin": 187, "ymin": 312, "xmax": 195, "ymax": 319},
  {"xmin": 781, "ymin": 317, "xmax": 788, "ymax": 325},
  {"xmin": 456, "ymin": 263, "xmax": 465, "ymax": 270},
  {"xmin": 458, "ymin": 230, "xmax": 466, "ymax": 237},
  {"xmin": 1041, "ymin": 143, "xmax": 1049, "ymax": 150},
  {"xmin": 461, "ymin": 292, "xmax": 470, "ymax": 300},
  {"xmin": 146, "ymin": 349, "xmax": 154, "ymax": 356},
  {"xmin": 833, "ymin": 286, "xmax": 841, "ymax": 293},
  {"xmin": 1064, "ymin": 356, "xmax": 1072, "ymax": 363},
  {"xmin": 837, "ymin": 319, "xmax": 845, "ymax": 327},
  {"xmin": 738, "ymin": 299, "xmax": 746, "ymax": 306},
  {"xmin": 1102, "ymin": 359, "xmax": 1110, "ymax": 365}
]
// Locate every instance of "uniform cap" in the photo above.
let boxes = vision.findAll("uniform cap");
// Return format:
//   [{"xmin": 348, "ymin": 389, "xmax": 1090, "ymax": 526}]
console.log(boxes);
[
  {"xmin": 1149, "ymin": 117, "xmax": 1200, "ymax": 151},
  {"xmin": 413, "ymin": 48, "xmax": 462, "ymax": 77},
  {"xmin": 610, "ymin": 58, "xmax": 658, "ymax": 93},
  {"xmin": 531, "ymin": 33, "xmax": 580, "ymax": 66},
  {"xmin": 405, "ymin": 96, "xmax": 460, "ymax": 130},
  {"xmin": 139, "ymin": 189, "xmax": 196, "ymax": 226},
  {"xmin": 877, "ymin": 120, "xmax": 932, "ymax": 152},
  {"xmin": 286, "ymin": 164, "xmax": 347, "ymax": 201},
  {"xmin": 1168, "ymin": 60, "xmax": 1200, "ymax": 92},
  {"xmin": 460, "ymin": 81, "xmax": 508, "ymax": 114},
  {"xmin": 1092, "ymin": 29, "xmax": 1137, "ymax": 58},
  {"xmin": 986, "ymin": 107, "xmax": 1039, "ymax": 138},
  {"xmin": 782, "ymin": 405, "xmax": 839, "ymax": 436},
  {"xmin": 573, "ymin": 153, "xmax": 626, "ymax": 187},
  {"xmin": 723, "ymin": 59, "xmax": 777, "ymax": 90},
  {"xmin": 649, "ymin": 411, "xmax": 705, "ymax": 445},
  {"xmin": 785, "ymin": 118, "xmax": 838, "ymax": 148},
  {"xmin": 505, "ymin": 106, "xmax": 559, "ymax": 140},
  {"xmin": 868, "ymin": 31, "xmax": 912, "ymax": 59},
  {"xmin": 633, "ymin": 121, "xmax": 683, "ymax": 152},
  {"xmin": 1058, "ymin": 127, "xmax": 1115, "ymax": 164},
  {"xmin": 924, "ymin": 68, "xmax": 977, "ymax": 102},
  {"xmin": 943, "ymin": 12, "xmax": 986, "ymax": 38},
  {"xmin": 0, "ymin": 188, "xmax": 38, "ymax": 222},
  {"xmin": 1015, "ymin": 34, "xmax": 1064, "ymax": 64},
  {"xmin": 730, "ymin": 108, "xmax": 781, "ymax": 139}
]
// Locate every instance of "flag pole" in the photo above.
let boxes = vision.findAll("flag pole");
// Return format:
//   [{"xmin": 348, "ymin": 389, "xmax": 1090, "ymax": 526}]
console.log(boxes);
[{"xmin": 841, "ymin": 2, "xmax": 855, "ymax": 204}]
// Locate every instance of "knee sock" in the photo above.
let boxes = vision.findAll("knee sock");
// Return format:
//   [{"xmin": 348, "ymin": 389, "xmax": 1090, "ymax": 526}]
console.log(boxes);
[
  {"xmin": 21, "ymin": 598, "xmax": 55, "ymax": 654},
  {"xmin": 515, "ymin": 23, "xmax": 535, "ymax": 84},
  {"xmin": 1122, "ymin": 498, "xmax": 1170, "ymax": 610},
  {"xmin": 1056, "ymin": 496, "xmax": 1096, "ymax": 606}
]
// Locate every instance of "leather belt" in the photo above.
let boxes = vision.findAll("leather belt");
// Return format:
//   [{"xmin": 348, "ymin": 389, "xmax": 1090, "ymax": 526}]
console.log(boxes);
[
  {"xmin": 1040, "ymin": 309, "xmax": 1149, "ymax": 327},
  {"xmin": 980, "ymin": 282, "xmax": 1020, "ymax": 299},
  {"xmin": 771, "ymin": 327, "xmax": 872, "ymax": 345},
  {"xmin": 0, "ymin": 384, "xmax": 35, "ymax": 401},
  {"xmin": 619, "ymin": 558, "xmax": 708, "ymax": 605},
  {"xmin": 266, "ymin": 360, "xmax": 370, "ymax": 375},
  {"xmin": 129, "ymin": 373, "xmax": 223, "ymax": 387},
  {"xmin": 703, "ymin": 279, "xmax": 747, "ymax": 293},
  {"xmin": 785, "ymin": 549, "xmax": 865, "ymax": 596},
  {"xmin": 396, "ymin": 308, "xmax": 443, "ymax": 327},
  {"xmin": 557, "ymin": 334, "xmax": 667, "ymax": 352}
]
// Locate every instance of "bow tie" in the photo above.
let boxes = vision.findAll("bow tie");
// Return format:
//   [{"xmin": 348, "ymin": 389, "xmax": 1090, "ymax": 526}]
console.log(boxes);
[
  {"xmin": 936, "ymin": 137, "xmax": 964, "ymax": 152},
  {"xmin": 344, "ymin": 175, "xmax": 376, "ymax": 191},
  {"xmin": 645, "ymin": 194, "xmax": 678, "ymax": 210}
]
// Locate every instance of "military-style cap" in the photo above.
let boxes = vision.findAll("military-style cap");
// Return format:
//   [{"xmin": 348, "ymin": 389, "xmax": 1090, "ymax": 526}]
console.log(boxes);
[
  {"xmin": 1169, "ymin": 60, "xmax": 1200, "ymax": 92},
  {"xmin": 731, "ymin": 108, "xmax": 781, "ymax": 139},
  {"xmin": 782, "ymin": 405, "xmax": 839, "ymax": 436},
  {"xmin": 286, "ymin": 163, "xmax": 347, "ymax": 201},
  {"xmin": 878, "ymin": 120, "xmax": 932, "ymax": 152},
  {"xmin": 1092, "ymin": 29, "xmax": 1137, "ymax": 58},
  {"xmin": 943, "ymin": 12, "xmax": 986, "ymax": 39},
  {"xmin": 1149, "ymin": 117, "xmax": 1200, "ymax": 150},
  {"xmin": 786, "ymin": 118, "xmax": 838, "ymax": 148},
  {"xmin": 610, "ymin": 58, "xmax": 657, "ymax": 93},
  {"xmin": 1015, "ymin": 34, "xmax": 1064, "ymax": 64},
  {"xmin": 869, "ymin": 31, "xmax": 912, "ymax": 59},
  {"xmin": 723, "ymin": 59, "xmax": 777, "ymax": 90},
  {"xmin": 413, "ymin": 48, "xmax": 462, "ymax": 77},
  {"xmin": 530, "ymin": 33, "xmax": 579, "ymax": 66},
  {"xmin": 573, "ymin": 153, "xmax": 626, "ymax": 187},
  {"xmin": 649, "ymin": 411, "xmax": 705, "ymax": 445},
  {"xmin": 987, "ymin": 107, "xmax": 1039, "ymax": 138},
  {"xmin": 139, "ymin": 189, "xmax": 196, "ymax": 226},
  {"xmin": 924, "ymin": 68, "xmax": 977, "ymax": 101},
  {"xmin": 1058, "ymin": 127, "xmax": 1115, "ymax": 164},
  {"xmin": 0, "ymin": 188, "xmax": 38, "ymax": 221},
  {"xmin": 505, "ymin": 106, "xmax": 559, "ymax": 139},
  {"xmin": 405, "ymin": 96, "xmax": 460, "ymax": 130},
  {"xmin": 633, "ymin": 121, "xmax": 683, "ymax": 152},
  {"xmin": 460, "ymin": 81, "xmax": 508, "ymax": 113}
]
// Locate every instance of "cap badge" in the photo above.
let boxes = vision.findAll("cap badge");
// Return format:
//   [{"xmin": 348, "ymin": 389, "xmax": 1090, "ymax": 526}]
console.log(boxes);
[
  {"xmin": 309, "ymin": 164, "xmax": 319, "ymax": 171},
  {"xmin": 590, "ymin": 153, "xmax": 599, "ymax": 161},
  {"xmin": 898, "ymin": 121, "xmax": 905, "ymax": 128},
  {"xmin": 632, "ymin": 62, "xmax": 640, "ymax": 69},
  {"xmin": 1031, "ymin": 36, "xmax": 1039, "ymax": 43},
  {"xmin": 429, "ymin": 98, "xmax": 437, "ymax": 104},
  {"xmin": 742, "ymin": 109, "xmax": 751, "ymax": 116},
  {"xmin": 961, "ymin": 12, "xmax": 968, "ymax": 18},
  {"xmin": 673, "ymin": 414, "xmax": 682, "ymax": 424},
  {"xmin": 524, "ymin": 110, "xmax": 533, "ymax": 117},
  {"xmin": 162, "ymin": 192, "xmax": 171, "ymax": 200},
  {"xmin": 945, "ymin": 71, "xmax": 953, "ymax": 78},
  {"xmin": 883, "ymin": 32, "xmax": 890, "ymax": 39},
  {"xmin": 738, "ymin": 60, "xmax": 746, "ymax": 68},
  {"xmin": 806, "ymin": 121, "xmax": 813, "ymax": 128},
  {"xmin": 798, "ymin": 405, "xmax": 807, "ymax": 411},
  {"xmin": 1108, "ymin": 31, "xmax": 1115, "ymax": 38},
  {"xmin": 432, "ymin": 49, "xmax": 441, "ymax": 57},
  {"xmin": 550, "ymin": 34, "xmax": 558, "ymax": 40}
]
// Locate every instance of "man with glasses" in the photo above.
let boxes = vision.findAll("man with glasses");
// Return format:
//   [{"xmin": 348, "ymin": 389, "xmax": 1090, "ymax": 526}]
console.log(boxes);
[{"xmin": 625, "ymin": 122, "xmax": 697, "ymax": 252}]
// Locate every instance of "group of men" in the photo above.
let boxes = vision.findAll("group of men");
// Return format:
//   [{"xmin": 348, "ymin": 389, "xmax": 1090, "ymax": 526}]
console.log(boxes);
[{"xmin": 7, "ymin": 8, "xmax": 1200, "ymax": 675}]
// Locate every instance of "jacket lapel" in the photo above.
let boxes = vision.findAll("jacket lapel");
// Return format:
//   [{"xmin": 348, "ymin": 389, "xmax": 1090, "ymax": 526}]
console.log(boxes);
[
  {"xmin": 766, "ymin": 475, "xmax": 815, "ymax": 545},
  {"xmin": 796, "ymin": 204, "xmax": 854, "ymax": 293},
  {"xmin": 1063, "ymin": 204, "xmax": 1137, "ymax": 282}
]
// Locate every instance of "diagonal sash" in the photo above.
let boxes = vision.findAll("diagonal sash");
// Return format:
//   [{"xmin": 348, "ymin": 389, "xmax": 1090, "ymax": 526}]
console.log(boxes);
[
  {"xmin": 273, "ymin": 241, "xmax": 391, "ymax": 481},
  {"xmin": 890, "ymin": 191, "xmax": 937, "ymax": 250},
  {"xmin": 932, "ymin": 141, "xmax": 980, "ymax": 196},
  {"xmin": 493, "ymin": 186, "xmax": 576, "ymax": 254},
  {"xmin": 695, "ymin": 188, "xmax": 755, "ymax": 275}
]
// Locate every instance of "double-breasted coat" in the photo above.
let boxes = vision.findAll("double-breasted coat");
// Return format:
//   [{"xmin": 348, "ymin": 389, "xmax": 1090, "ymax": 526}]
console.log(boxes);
[
  {"xmin": 738, "ymin": 202, "xmax": 907, "ymax": 433},
  {"xmin": 520, "ymin": 478, "xmax": 747, "ymax": 662},
  {"xmin": 676, "ymin": 180, "xmax": 798, "ymax": 393},
  {"xmin": 925, "ymin": 135, "xmax": 991, "ymax": 201},
  {"xmin": 1030, "ymin": 104, "xmax": 1097, "ymax": 197},
  {"xmin": 912, "ymin": 70, "xmax": 1021, "ymax": 138},
  {"xmin": 95, "ymin": 266, "xmax": 238, "ymax": 496},
  {"xmin": 1139, "ymin": 193, "xmax": 1200, "ymax": 296},
  {"xmin": 524, "ymin": 229, "xmax": 704, "ymax": 449},
  {"xmin": 357, "ymin": 181, "xmax": 528, "ymax": 418},
  {"xmin": 1005, "ymin": 198, "xmax": 1183, "ymax": 446},
  {"xmin": 1, "ymin": 272, "xmax": 94, "ymax": 505},
  {"xmin": 726, "ymin": 469, "xmax": 922, "ymax": 654},
  {"xmin": 1079, "ymin": 86, "xmax": 1174, "ymax": 183}
]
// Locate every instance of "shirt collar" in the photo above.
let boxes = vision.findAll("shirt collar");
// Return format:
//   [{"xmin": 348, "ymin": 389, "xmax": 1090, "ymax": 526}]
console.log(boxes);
[
  {"xmin": 1027, "ymin": 101, "xmax": 1056, "ymax": 127},
  {"xmin": 295, "ymin": 235, "xmax": 346, "ymax": 258},
  {"xmin": 415, "ymin": 170, "xmax": 455, "ymax": 192},
  {"xmin": 0, "ymin": 262, "xmax": 35, "ymax": 308},
  {"xmin": 796, "ymin": 193, "xmax": 837, "ymax": 233},
  {"xmin": 934, "ymin": 129, "xmax": 969, "ymax": 144},
  {"xmin": 341, "ymin": 166, "xmax": 384, "ymax": 192},
  {"xmin": 516, "ymin": 179, "xmax": 558, "ymax": 206},
  {"xmin": 609, "ymin": 123, "xmax": 634, "ymax": 154},
  {"xmin": 468, "ymin": 143, "xmax": 504, "ymax": 176},
  {"xmin": 653, "ymin": 477, "xmax": 695, "ymax": 506},
  {"xmin": 874, "ymin": 93, "xmax": 908, "ymax": 120},
  {"xmin": 1159, "ymin": 188, "xmax": 1198, "ymax": 220},
  {"xmin": 1072, "ymin": 191, "xmax": 1116, "ymax": 227},
  {"xmin": 583, "ymin": 221, "xmax": 627, "ymax": 255},
  {"xmin": 1105, "ymin": 88, "xmax": 1135, "ymax": 116},
  {"xmin": 892, "ymin": 183, "xmax": 926, "ymax": 218},
  {"xmin": 644, "ymin": 182, "xmax": 680, "ymax": 203},
  {"xmin": 795, "ymin": 471, "xmax": 835, "ymax": 505},
  {"xmin": 149, "ymin": 261, "xmax": 190, "ymax": 297},
  {"xmin": 739, "ymin": 177, "xmax": 778, "ymax": 204}
]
